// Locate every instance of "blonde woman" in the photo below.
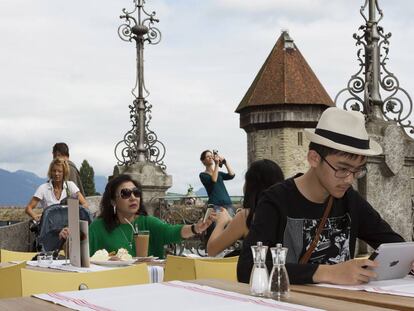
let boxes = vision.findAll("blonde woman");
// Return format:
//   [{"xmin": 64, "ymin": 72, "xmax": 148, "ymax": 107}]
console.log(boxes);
[{"xmin": 25, "ymin": 158, "xmax": 89, "ymax": 221}]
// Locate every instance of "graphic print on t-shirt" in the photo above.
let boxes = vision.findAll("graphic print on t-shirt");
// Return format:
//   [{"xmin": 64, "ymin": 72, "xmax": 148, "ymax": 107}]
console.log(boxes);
[{"xmin": 303, "ymin": 214, "xmax": 351, "ymax": 264}]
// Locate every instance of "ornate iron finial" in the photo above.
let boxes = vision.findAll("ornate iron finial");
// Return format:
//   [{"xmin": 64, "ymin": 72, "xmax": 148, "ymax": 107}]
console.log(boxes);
[
  {"xmin": 114, "ymin": 0, "xmax": 167, "ymax": 169},
  {"xmin": 281, "ymin": 30, "xmax": 295, "ymax": 50},
  {"xmin": 335, "ymin": 0, "xmax": 413, "ymax": 134}
]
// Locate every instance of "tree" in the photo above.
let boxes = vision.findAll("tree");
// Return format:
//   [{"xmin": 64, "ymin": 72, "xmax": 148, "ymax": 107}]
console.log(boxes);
[{"xmin": 79, "ymin": 160, "xmax": 96, "ymax": 196}]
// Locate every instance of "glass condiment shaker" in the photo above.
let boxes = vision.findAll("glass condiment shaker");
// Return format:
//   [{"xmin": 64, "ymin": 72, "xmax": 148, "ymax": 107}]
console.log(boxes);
[
  {"xmin": 267, "ymin": 243, "xmax": 290, "ymax": 299},
  {"xmin": 249, "ymin": 241, "xmax": 269, "ymax": 296}
]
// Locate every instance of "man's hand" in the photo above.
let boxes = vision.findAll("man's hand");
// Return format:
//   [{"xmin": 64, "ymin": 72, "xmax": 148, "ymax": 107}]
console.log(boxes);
[
  {"xmin": 195, "ymin": 212, "xmax": 216, "ymax": 233},
  {"xmin": 313, "ymin": 259, "xmax": 379, "ymax": 285},
  {"xmin": 59, "ymin": 227, "xmax": 70, "ymax": 240}
]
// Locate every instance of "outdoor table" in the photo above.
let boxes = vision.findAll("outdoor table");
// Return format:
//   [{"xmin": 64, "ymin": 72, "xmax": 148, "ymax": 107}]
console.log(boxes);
[
  {"xmin": 0, "ymin": 279, "xmax": 402, "ymax": 311},
  {"xmin": 290, "ymin": 283, "xmax": 414, "ymax": 311}
]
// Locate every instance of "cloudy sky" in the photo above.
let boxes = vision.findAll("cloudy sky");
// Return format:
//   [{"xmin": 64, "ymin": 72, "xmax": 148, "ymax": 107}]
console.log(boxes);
[{"xmin": 0, "ymin": 0, "xmax": 413, "ymax": 195}]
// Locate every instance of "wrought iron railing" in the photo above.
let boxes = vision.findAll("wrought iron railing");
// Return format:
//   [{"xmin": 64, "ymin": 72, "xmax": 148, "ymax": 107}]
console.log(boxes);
[{"xmin": 149, "ymin": 195, "xmax": 243, "ymax": 257}]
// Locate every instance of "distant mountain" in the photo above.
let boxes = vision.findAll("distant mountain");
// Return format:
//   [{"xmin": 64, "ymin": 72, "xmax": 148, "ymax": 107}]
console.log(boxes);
[
  {"xmin": 0, "ymin": 169, "xmax": 47, "ymax": 205},
  {"xmin": 94, "ymin": 175, "xmax": 107, "ymax": 195},
  {"xmin": 0, "ymin": 169, "xmax": 107, "ymax": 206},
  {"xmin": 195, "ymin": 187, "xmax": 207, "ymax": 196}
]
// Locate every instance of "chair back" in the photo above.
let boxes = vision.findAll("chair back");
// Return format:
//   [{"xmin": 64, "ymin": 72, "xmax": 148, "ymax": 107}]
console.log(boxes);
[
  {"xmin": 0, "ymin": 249, "xmax": 37, "ymax": 263},
  {"xmin": 205, "ymin": 256, "xmax": 239, "ymax": 263},
  {"xmin": 164, "ymin": 255, "xmax": 196, "ymax": 281},
  {"xmin": 0, "ymin": 261, "xmax": 26, "ymax": 298},
  {"xmin": 21, "ymin": 263, "xmax": 149, "ymax": 296},
  {"xmin": 194, "ymin": 259, "xmax": 237, "ymax": 281},
  {"xmin": 164, "ymin": 255, "xmax": 239, "ymax": 281}
]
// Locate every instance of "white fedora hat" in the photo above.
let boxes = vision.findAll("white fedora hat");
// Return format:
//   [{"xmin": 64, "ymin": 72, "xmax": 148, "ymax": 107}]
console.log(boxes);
[{"xmin": 304, "ymin": 107, "xmax": 382, "ymax": 156}]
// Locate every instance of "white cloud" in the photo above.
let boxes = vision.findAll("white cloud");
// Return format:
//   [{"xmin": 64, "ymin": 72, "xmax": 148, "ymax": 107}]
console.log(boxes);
[
  {"xmin": 0, "ymin": 0, "xmax": 413, "ymax": 196},
  {"xmin": 214, "ymin": 0, "xmax": 324, "ymax": 12}
]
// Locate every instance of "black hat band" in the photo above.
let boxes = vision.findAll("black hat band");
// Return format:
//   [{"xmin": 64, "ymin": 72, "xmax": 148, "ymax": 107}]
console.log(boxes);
[{"xmin": 315, "ymin": 128, "xmax": 369, "ymax": 150}]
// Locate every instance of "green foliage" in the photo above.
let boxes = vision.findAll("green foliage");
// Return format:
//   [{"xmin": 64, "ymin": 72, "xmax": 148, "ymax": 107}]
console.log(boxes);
[{"xmin": 80, "ymin": 160, "xmax": 96, "ymax": 196}]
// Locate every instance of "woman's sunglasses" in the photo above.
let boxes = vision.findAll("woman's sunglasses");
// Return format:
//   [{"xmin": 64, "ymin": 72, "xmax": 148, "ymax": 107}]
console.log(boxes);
[{"xmin": 119, "ymin": 187, "xmax": 141, "ymax": 199}]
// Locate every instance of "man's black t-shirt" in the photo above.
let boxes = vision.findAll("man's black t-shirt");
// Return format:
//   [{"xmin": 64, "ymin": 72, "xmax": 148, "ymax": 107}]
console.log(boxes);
[{"xmin": 237, "ymin": 176, "xmax": 404, "ymax": 284}]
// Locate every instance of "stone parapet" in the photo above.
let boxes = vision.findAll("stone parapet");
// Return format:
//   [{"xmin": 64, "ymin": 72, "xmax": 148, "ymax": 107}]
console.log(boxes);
[
  {"xmin": 0, "ymin": 221, "xmax": 34, "ymax": 251},
  {"xmin": 0, "ymin": 195, "xmax": 99, "ymax": 222},
  {"xmin": 364, "ymin": 119, "xmax": 414, "ymax": 241},
  {"xmin": 0, "ymin": 206, "xmax": 41, "ymax": 222}
]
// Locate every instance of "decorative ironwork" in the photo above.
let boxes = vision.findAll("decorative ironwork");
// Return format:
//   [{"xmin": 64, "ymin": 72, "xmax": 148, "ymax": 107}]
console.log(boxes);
[
  {"xmin": 153, "ymin": 196, "xmax": 209, "ymax": 256},
  {"xmin": 114, "ymin": 0, "xmax": 167, "ymax": 169},
  {"xmin": 335, "ymin": 0, "xmax": 413, "ymax": 135},
  {"xmin": 151, "ymin": 196, "xmax": 244, "ymax": 257}
]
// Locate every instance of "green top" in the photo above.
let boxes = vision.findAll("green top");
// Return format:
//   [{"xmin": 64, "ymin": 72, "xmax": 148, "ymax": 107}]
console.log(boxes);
[
  {"xmin": 89, "ymin": 216, "xmax": 183, "ymax": 259},
  {"xmin": 199, "ymin": 171, "xmax": 234, "ymax": 205}
]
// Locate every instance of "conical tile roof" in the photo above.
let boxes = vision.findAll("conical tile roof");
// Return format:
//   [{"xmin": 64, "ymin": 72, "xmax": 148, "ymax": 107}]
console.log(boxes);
[{"xmin": 236, "ymin": 31, "xmax": 334, "ymax": 113}]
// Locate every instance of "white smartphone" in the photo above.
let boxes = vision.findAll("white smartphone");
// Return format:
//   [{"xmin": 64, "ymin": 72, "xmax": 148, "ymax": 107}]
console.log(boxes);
[{"xmin": 203, "ymin": 207, "xmax": 213, "ymax": 222}]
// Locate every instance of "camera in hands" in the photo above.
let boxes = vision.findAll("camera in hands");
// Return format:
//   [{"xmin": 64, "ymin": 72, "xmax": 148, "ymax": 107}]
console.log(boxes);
[{"xmin": 212, "ymin": 149, "xmax": 226, "ymax": 168}]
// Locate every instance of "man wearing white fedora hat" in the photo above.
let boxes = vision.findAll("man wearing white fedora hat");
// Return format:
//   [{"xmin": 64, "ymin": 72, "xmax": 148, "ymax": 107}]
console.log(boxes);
[{"xmin": 237, "ymin": 107, "xmax": 408, "ymax": 285}]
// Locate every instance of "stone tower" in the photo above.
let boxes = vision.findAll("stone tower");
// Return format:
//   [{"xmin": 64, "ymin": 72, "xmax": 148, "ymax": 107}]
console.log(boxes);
[{"xmin": 235, "ymin": 31, "xmax": 334, "ymax": 178}]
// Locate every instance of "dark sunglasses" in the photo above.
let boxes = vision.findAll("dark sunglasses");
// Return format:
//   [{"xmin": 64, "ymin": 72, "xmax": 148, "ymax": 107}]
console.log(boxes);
[{"xmin": 119, "ymin": 187, "xmax": 141, "ymax": 199}]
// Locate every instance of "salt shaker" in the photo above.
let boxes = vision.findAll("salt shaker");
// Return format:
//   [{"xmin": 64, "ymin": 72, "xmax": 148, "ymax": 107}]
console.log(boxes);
[
  {"xmin": 249, "ymin": 241, "xmax": 269, "ymax": 296},
  {"xmin": 267, "ymin": 243, "xmax": 290, "ymax": 299}
]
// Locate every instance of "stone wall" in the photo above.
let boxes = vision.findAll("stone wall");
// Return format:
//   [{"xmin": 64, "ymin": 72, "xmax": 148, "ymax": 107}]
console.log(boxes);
[
  {"xmin": 0, "ymin": 206, "xmax": 41, "ymax": 222},
  {"xmin": 364, "ymin": 121, "xmax": 414, "ymax": 241},
  {"xmin": 0, "ymin": 195, "xmax": 100, "ymax": 222},
  {"xmin": 247, "ymin": 127, "xmax": 309, "ymax": 178},
  {"xmin": 86, "ymin": 195, "xmax": 102, "ymax": 218},
  {"xmin": 0, "ymin": 221, "xmax": 34, "ymax": 251}
]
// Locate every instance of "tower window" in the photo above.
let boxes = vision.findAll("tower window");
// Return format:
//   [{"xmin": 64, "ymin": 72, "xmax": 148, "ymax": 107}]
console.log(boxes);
[{"xmin": 298, "ymin": 132, "xmax": 303, "ymax": 146}]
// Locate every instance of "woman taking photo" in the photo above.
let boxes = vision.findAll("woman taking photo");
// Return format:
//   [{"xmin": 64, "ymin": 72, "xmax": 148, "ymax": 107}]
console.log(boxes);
[
  {"xmin": 199, "ymin": 149, "xmax": 235, "ymax": 216},
  {"xmin": 25, "ymin": 157, "xmax": 89, "ymax": 221},
  {"xmin": 89, "ymin": 174, "xmax": 213, "ymax": 259},
  {"xmin": 207, "ymin": 159, "xmax": 284, "ymax": 257}
]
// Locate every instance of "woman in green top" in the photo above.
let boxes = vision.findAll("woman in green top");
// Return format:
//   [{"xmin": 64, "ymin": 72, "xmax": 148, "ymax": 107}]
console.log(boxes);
[{"xmin": 89, "ymin": 174, "xmax": 213, "ymax": 259}]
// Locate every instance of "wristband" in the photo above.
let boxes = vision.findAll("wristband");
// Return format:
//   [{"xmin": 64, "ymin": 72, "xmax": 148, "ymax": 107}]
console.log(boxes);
[{"xmin": 191, "ymin": 224, "xmax": 198, "ymax": 235}]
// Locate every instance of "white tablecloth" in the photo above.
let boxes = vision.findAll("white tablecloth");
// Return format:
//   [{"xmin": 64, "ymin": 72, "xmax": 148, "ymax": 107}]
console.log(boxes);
[
  {"xmin": 25, "ymin": 260, "xmax": 164, "ymax": 283},
  {"xmin": 34, "ymin": 281, "xmax": 323, "ymax": 311}
]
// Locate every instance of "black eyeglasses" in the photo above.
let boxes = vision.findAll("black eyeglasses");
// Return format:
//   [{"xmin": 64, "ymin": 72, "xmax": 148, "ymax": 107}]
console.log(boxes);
[
  {"xmin": 319, "ymin": 155, "xmax": 367, "ymax": 179},
  {"xmin": 118, "ymin": 188, "xmax": 141, "ymax": 199}
]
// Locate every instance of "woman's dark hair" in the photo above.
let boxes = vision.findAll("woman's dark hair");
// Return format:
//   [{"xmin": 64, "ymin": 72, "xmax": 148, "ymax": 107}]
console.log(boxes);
[
  {"xmin": 100, "ymin": 174, "xmax": 147, "ymax": 232},
  {"xmin": 243, "ymin": 159, "xmax": 284, "ymax": 228},
  {"xmin": 200, "ymin": 150, "xmax": 212, "ymax": 161}
]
